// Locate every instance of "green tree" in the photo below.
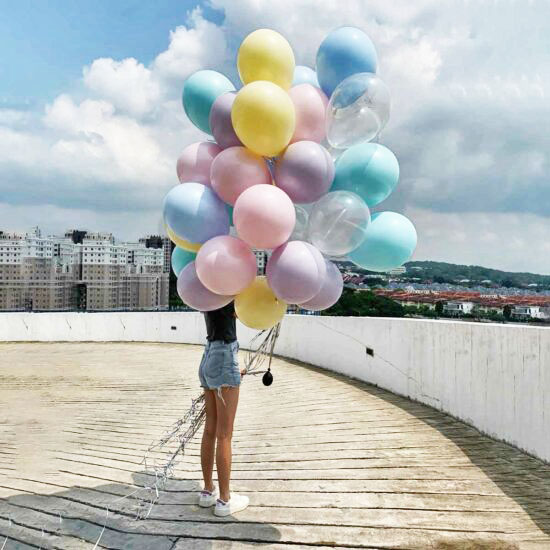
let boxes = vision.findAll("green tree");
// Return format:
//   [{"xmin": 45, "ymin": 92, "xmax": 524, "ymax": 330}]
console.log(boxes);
[
  {"xmin": 323, "ymin": 289, "xmax": 405, "ymax": 318},
  {"xmin": 503, "ymin": 305, "xmax": 512, "ymax": 320}
]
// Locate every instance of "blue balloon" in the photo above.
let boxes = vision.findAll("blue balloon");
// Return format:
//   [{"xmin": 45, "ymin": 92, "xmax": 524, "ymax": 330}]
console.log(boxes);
[
  {"xmin": 349, "ymin": 212, "xmax": 417, "ymax": 272},
  {"xmin": 163, "ymin": 182, "xmax": 230, "ymax": 244},
  {"xmin": 171, "ymin": 246, "xmax": 196, "ymax": 277},
  {"xmin": 292, "ymin": 65, "xmax": 320, "ymax": 88},
  {"xmin": 182, "ymin": 70, "xmax": 235, "ymax": 134},
  {"xmin": 316, "ymin": 27, "xmax": 378, "ymax": 98},
  {"xmin": 332, "ymin": 143, "xmax": 399, "ymax": 208}
]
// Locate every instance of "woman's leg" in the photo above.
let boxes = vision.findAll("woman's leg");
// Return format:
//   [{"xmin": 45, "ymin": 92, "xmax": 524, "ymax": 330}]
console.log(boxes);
[
  {"xmin": 200, "ymin": 389, "xmax": 217, "ymax": 492},
  {"xmin": 214, "ymin": 386, "xmax": 240, "ymax": 502}
]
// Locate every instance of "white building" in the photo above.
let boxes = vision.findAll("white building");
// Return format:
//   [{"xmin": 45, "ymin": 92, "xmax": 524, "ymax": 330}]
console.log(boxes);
[
  {"xmin": 0, "ymin": 228, "xmax": 169, "ymax": 311},
  {"xmin": 443, "ymin": 301, "xmax": 475, "ymax": 316}
]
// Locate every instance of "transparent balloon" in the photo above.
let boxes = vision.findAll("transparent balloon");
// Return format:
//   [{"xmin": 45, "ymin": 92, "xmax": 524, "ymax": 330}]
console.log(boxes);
[
  {"xmin": 307, "ymin": 191, "xmax": 371, "ymax": 257},
  {"xmin": 326, "ymin": 72, "xmax": 390, "ymax": 149},
  {"xmin": 289, "ymin": 205, "xmax": 309, "ymax": 241}
]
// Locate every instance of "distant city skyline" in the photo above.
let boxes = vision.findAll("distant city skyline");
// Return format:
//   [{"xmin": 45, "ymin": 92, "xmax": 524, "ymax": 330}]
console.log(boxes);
[{"xmin": 1, "ymin": 1, "xmax": 549, "ymax": 274}]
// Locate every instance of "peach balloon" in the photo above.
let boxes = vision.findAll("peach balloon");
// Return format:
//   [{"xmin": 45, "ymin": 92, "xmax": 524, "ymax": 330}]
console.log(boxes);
[
  {"xmin": 195, "ymin": 235, "xmax": 257, "ymax": 295},
  {"xmin": 234, "ymin": 184, "xmax": 296, "ymax": 249},
  {"xmin": 176, "ymin": 141, "xmax": 222, "ymax": 186},
  {"xmin": 210, "ymin": 146, "xmax": 271, "ymax": 205},
  {"xmin": 289, "ymin": 84, "xmax": 328, "ymax": 144}
]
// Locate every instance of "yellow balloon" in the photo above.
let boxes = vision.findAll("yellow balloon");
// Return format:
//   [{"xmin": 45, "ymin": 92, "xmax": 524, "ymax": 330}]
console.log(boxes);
[
  {"xmin": 238, "ymin": 28, "xmax": 295, "ymax": 90},
  {"xmin": 235, "ymin": 276, "xmax": 287, "ymax": 330},
  {"xmin": 166, "ymin": 225, "xmax": 202, "ymax": 252},
  {"xmin": 231, "ymin": 81, "xmax": 295, "ymax": 157}
]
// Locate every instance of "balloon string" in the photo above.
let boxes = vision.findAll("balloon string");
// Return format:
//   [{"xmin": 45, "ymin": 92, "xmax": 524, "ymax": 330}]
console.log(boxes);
[
  {"xmin": 313, "ymin": 318, "xmax": 440, "ymax": 404},
  {"xmin": 86, "ymin": 325, "xmax": 281, "ymax": 548}
]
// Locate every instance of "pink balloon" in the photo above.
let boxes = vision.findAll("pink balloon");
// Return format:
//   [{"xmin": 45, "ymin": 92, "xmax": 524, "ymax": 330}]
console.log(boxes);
[
  {"xmin": 176, "ymin": 141, "xmax": 222, "ymax": 186},
  {"xmin": 266, "ymin": 241, "xmax": 326, "ymax": 303},
  {"xmin": 299, "ymin": 259, "xmax": 343, "ymax": 311},
  {"xmin": 177, "ymin": 261, "xmax": 234, "ymax": 311},
  {"xmin": 195, "ymin": 235, "xmax": 257, "ymax": 295},
  {"xmin": 234, "ymin": 185, "xmax": 296, "ymax": 249},
  {"xmin": 210, "ymin": 146, "xmax": 271, "ymax": 205},
  {"xmin": 289, "ymin": 84, "xmax": 328, "ymax": 144}
]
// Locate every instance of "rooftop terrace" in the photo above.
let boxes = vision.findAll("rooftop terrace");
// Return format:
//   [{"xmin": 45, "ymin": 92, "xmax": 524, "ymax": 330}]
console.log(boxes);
[{"xmin": 1, "ymin": 342, "xmax": 549, "ymax": 549}]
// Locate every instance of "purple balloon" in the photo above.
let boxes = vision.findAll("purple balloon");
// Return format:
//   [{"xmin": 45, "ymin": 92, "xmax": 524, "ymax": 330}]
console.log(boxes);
[
  {"xmin": 209, "ymin": 92, "xmax": 242, "ymax": 149},
  {"xmin": 177, "ymin": 262, "xmax": 234, "ymax": 312},
  {"xmin": 266, "ymin": 241, "xmax": 326, "ymax": 303},
  {"xmin": 299, "ymin": 259, "xmax": 343, "ymax": 311},
  {"xmin": 273, "ymin": 141, "xmax": 334, "ymax": 204}
]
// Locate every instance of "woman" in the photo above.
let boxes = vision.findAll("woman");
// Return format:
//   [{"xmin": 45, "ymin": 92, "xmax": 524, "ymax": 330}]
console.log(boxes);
[{"xmin": 196, "ymin": 300, "xmax": 249, "ymax": 516}]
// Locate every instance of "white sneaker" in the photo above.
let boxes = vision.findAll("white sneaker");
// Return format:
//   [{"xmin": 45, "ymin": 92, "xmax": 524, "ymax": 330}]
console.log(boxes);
[
  {"xmin": 198, "ymin": 487, "xmax": 218, "ymax": 507},
  {"xmin": 214, "ymin": 493, "xmax": 249, "ymax": 516}
]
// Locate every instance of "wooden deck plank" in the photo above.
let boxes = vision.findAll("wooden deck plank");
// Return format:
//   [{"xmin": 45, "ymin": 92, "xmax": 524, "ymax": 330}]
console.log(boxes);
[{"xmin": 1, "ymin": 341, "xmax": 549, "ymax": 549}]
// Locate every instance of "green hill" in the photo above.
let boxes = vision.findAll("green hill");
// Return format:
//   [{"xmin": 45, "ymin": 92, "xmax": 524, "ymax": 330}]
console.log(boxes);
[{"xmin": 403, "ymin": 261, "xmax": 550, "ymax": 288}]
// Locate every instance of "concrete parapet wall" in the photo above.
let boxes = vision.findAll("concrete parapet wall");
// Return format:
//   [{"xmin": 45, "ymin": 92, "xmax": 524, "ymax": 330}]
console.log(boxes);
[{"xmin": 1, "ymin": 311, "xmax": 548, "ymax": 462}]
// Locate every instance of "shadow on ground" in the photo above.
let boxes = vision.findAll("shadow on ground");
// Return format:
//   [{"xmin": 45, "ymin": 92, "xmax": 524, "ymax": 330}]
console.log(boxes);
[{"xmin": 0, "ymin": 472, "xmax": 282, "ymax": 549}]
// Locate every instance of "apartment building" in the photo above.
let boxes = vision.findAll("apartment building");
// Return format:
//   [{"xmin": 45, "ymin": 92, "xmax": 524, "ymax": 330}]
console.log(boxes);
[{"xmin": 0, "ymin": 228, "xmax": 169, "ymax": 311}]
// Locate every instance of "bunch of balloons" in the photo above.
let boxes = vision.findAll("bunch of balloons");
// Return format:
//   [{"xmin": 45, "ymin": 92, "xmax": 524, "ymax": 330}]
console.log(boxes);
[{"xmin": 163, "ymin": 26, "xmax": 417, "ymax": 330}]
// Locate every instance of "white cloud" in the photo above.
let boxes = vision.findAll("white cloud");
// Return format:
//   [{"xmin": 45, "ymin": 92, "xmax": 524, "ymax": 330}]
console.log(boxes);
[
  {"xmin": 0, "ymin": 0, "xmax": 549, "ymax": 273},
  {"xmin": 83, "ymin": 58, "xmax": 161, "ymax": 117},
  {"xmin": 153, "ymin": 8, "xmax": 230, "ymax": 82}
]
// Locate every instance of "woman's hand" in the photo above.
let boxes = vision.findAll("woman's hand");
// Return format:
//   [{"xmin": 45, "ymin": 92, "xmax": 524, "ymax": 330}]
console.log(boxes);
[{"xmin": 240, "ymin": 368, "xmax": 247, "ymax": 378}]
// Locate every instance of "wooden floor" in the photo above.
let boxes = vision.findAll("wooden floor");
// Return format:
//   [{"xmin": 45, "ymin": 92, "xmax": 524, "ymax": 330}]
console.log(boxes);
[{"xmin": 0, "ymin": 342, "xmax": 549, "ymax": 549}]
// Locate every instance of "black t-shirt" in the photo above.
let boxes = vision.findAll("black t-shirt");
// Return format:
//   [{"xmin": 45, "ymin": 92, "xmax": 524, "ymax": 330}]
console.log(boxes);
[{"xmin": 204, "ymin": 301, "xmax": 237, "ymax": 343}]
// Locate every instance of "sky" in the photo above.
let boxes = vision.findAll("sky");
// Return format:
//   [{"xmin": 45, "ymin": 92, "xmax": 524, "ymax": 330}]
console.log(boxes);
[{"xmin": 0, "ymin": 0, "xmax": 549, "ymax": 274}]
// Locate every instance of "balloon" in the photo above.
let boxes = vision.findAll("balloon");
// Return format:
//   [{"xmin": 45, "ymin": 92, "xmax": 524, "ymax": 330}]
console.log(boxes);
[
  {"xmin": 231, "ymin": 81, "xmax": 295, "ymax": 157},
  {"xmin": 349, "ymin": 211, "xmax": 417, "ymax": 272},
  {"xmin": 209, "ymin": 92, "xmax": 242, "ymax": 149},
  {"xmin": 171, "ymin": 246, "xmax": 196, "ymax": 277},
  {"xmin": 176, "ymin": 141, "xmax": 221, "ymax": 186},
  {"xmin": 299, "ymin": 259, "xmax": 343, "ymax": 311},
  {"xmin": 211, "ymin": 146, "xmax": 271, "ymax": 206},
  {"xmin": 227, "ymin": 204, "xmax": 234, "ymax": 226},
  {"xmin": 266, "ymin": 241, "xmax": 326, "ymax": 303},
  {"xmin": 195, "ymin": 235, "xmax": 257, "ymax": 295},
  {"xmin": 163, "ymin": 182, "xmax": 229, "ymax": 243},
  {"xmin": 307, "ymin": 191, "xmax": 370, "ymax": 257},
  {"xmin": 293, "ymin": 65, "xmax": 319, "ymax": 87},
  {"xmin": 289, "ymin": 205, "xmax": 309, "ymax": 241},
  {"xmin": 234, "ymin": 184, "xmax": 296, "ymax": 249},
  {"xmin": 326, "ymin": 72, "xmax": 390, "ymax": 149},
  {"xmin": 166, "ymin": 225, "xmax": 202, "ymax": 252},
  {"xmin": 237, "ymin": 29, "xmax": 295, "ymax": 90},
  {"xmin": 177, "ymin": 262, "xmax": 234, "ymax": 312},
  {"xmin": 273, "ymin": 141, "xmax": 334, "ymax": 204},
  {"xmin": 332, "ymin": 143, "xmax": 399, "ymax": 208},
  {"xmin": 316, "ymin": 26, "xmax": 378, "ymax": 97},
  {"xmin": 289, "ymin": 84, "xmax": 328, "ymax": 143},
  {"xmin": 235, "ymin": 276, "xmax": 286, "ymax": 330},
  {"xmin": 182, "ymin": 70, "xmax": 235, "ymax": 134}
]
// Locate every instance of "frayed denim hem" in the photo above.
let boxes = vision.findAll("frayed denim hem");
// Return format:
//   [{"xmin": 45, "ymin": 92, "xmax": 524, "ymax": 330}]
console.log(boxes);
[{"xmin": 202, "ymin": 383, "xmax": 240, "ymax": 406}]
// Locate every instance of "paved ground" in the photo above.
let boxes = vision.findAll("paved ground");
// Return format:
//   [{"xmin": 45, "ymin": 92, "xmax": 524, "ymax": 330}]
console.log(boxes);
[{"xmin": 0, "ymin": 342, "xmax": 549, "ymax": 549}]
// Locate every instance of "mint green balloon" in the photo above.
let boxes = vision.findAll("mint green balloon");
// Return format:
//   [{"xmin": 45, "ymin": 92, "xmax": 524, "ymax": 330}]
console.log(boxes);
[
  {"xmin": 349, "ymin": 211, "xmax": 416, "ymax": 272},
  {"xmin": 226, "ymin": 203, "xmax": 234, "ymax": 226},
  {"xmin": 182, "ymin": 70, "xmax": 235, "ymax": 134},
  {"xmin": 171, "ymin": 246, "xmax": 197, "ymax": 277},
  {"xmin": 332, "ymin": 143, "xmax": 399, "ymax": 208}
]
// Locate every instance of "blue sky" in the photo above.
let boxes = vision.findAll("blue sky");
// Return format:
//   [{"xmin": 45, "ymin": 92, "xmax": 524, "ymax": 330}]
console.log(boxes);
[
  {"xmin": 0, "ymin": 0, "xmax": 549, "ymax": 273},
  {"xmin": 0, "ymin": 0, "xmax": 223, "ymax": 106}
]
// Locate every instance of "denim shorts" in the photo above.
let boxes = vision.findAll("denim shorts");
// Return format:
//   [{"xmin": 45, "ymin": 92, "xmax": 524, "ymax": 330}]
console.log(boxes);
[{"xmin": 198, "ymin": 340, "xmax": 241, "ymax": 398}]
